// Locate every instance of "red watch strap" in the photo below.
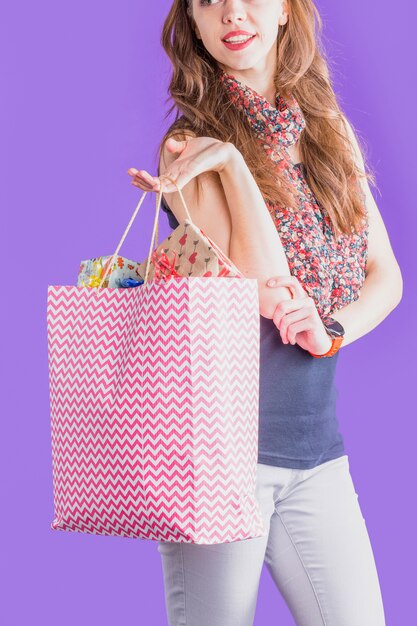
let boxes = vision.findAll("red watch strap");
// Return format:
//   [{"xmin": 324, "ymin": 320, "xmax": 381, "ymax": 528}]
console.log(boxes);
[{"xmin": 309, "ymin": 335, "xmax": 344, "ymax": 358}]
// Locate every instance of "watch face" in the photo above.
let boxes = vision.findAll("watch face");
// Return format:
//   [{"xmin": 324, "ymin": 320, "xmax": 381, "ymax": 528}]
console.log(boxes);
[{"xmin": 323, "ymin": 317, "xmax": 345, "ymax": 337}]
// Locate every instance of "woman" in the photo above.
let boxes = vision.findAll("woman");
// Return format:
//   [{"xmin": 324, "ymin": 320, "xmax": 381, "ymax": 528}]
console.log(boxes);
[{"xmin": 128, "ymin": 1, "xmax": 402, "ymax": 624}]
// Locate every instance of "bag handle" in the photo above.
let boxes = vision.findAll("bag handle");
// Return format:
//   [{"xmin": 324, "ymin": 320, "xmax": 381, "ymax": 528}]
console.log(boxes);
[{"xmin": 97, "ymin": 175, "xmax": 191, "ymax": 289}]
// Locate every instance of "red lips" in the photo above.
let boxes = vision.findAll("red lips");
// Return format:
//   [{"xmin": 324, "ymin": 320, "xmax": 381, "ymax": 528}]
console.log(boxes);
[{"xmin": 222, "ymin": 30, "xmax": 255, "ymax": 41}]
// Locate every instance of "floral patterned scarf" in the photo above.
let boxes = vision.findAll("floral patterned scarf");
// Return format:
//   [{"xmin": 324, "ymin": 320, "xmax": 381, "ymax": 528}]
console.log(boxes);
[{"xmin": 218, "ymin": 69, "xmax": 369, "ymax": 319}]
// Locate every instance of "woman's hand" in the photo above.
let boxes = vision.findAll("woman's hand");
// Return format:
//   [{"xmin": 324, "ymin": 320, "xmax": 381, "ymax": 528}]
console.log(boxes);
[
  {"xmin": 266, "ymin": 275, "xmax": 333, "ymax": 355},
  {"xmin": 127, "ymin": 136, "xmax": 237, "ymax": 192}
]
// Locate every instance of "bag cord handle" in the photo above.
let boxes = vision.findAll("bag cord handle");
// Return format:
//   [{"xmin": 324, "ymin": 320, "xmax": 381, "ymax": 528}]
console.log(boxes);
[{"xmin": 97, "ymin": 175, "xmax": 190, "ymax": 289}]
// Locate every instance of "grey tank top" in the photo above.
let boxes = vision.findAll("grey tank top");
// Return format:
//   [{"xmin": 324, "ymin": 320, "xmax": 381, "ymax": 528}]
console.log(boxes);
[{"xmin": 159, "ymin": 197, "xmax": 345, "ymax": 470}]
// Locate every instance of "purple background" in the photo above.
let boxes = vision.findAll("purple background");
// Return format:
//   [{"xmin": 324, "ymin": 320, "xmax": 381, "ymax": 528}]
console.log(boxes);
[{"xmin": 2, "ymin": 1, "xmax": 415, "ymax": 624}]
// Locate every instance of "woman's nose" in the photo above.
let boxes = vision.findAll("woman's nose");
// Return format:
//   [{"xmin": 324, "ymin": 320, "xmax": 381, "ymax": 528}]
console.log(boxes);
[{"xmin": 222, "ymin": 0, "xmax": 247, "ymax": 22}]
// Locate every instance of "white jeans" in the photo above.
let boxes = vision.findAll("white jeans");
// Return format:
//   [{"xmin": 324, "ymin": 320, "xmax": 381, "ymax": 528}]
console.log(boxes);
[{"xmin": 157, "ymin": 455, "xmax": 386, "ymax": 625}]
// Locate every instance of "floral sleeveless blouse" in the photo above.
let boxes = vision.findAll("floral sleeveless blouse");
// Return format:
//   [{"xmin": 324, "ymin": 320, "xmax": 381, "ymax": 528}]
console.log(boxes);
[{"xmin": 219, "ymin": 70, "xmax": 369, "ymax": 319}]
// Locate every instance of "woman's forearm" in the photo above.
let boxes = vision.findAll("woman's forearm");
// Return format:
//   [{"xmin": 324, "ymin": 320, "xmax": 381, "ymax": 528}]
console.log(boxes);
[
  {"xmin": 331, "ymin": 265, "xmax": 403, "ymax": 347},
  {"xmin": 219, "ymin": 148, "xmax": 292, "ymax": 317}
]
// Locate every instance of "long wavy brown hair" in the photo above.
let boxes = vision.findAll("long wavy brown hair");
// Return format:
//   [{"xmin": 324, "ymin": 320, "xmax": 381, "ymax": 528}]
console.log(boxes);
[{"xmin": 155, "ymin": 0, "xmax": 375, "ymax": 237}]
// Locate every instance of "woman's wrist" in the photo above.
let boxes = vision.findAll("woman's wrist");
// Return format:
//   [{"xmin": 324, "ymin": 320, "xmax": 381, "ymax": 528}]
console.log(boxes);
[
  {"xmin": 318, "ymin": 331, "xmax": 334, "ymax": 355},
  {"xmin": 217, "ymin": 144, "xmax": 246, "ymax": 176}
]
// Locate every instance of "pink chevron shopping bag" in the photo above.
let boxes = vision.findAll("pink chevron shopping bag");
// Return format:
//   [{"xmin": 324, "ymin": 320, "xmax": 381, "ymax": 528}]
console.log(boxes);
[{"xmin": 47, "ymin": 182, "xmax": 266, "ymax": 544}]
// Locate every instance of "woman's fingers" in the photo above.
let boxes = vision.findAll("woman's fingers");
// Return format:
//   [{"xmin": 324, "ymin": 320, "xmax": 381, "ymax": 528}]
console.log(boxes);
[
  {"xmin": 131, "ymin": 177, "xmax": 154, "ymax": 191},
  {"xmin": 272, "ymin": 298, "xmax": 304, "ymax": 335},
  {"xmin": 267, "ymin": 275, "xmax": 306, "ymax": 299},
  {"xmin": 129, "ymin": 169, "xmax": 155, "ymax": 184},
  {"xmin": 127, "ymin": 168, "xmax": 161, "ymax": 191},
  {"xmin": 126, "ymin": 167, "xmax": 185, "ymax": 194},
  {"xmin": 133, "ymin": 180, "xmax": 154, "ymax": 191},
  {"xmin": 277, "ymin": 308, "xmax": 311, "ymax": 344}
]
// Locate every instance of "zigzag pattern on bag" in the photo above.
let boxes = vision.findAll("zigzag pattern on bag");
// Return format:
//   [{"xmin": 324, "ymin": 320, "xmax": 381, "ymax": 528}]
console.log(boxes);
[{"xmin": 47, "ymin": 277, "xmax": 266, "ymax": 544}]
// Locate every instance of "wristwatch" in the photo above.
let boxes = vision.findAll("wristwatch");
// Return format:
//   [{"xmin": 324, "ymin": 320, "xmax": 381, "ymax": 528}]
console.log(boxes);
[{"xmin": 309, "ymin": 316, "xmax": 345, "ymax": 358}]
